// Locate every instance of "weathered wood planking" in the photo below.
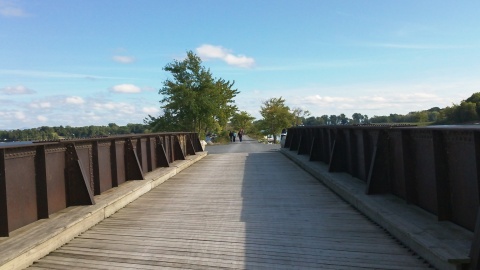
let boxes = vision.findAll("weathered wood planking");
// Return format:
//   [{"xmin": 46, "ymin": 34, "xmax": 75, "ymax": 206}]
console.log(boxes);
[{"xmin": 29, "ymin": 150, "xmax": 432, "ymax": 269}]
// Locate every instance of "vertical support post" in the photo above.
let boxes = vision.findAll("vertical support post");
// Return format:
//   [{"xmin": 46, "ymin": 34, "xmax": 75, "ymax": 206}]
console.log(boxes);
[
  {"xmin": 320, "ymin": 128, "xmax": 330, "ymax": 163},
  {"xmin": 190, "ymin": 133, "xmax": 203, "ymax": 152},
  {"xmin": 366, "ymin": 130, "xmax": 390, "ymax": 194},
  {"xmin": 309, "ymin": 137, "xmax": 321, "ymax": 161},
  {"xmin": 65, "ymin": 143, "xmax": 95, "ymax": 206},
  {"xmin": 173, "ymin": 136, "xmax": 186, "ymax": 161},
  {"xmin": 470, "ymin": 131, "xmax": 480, "ymax": 268},
  {"xmin": 156, "ymin": 136, "xmax": 170, "ymax": 167},
  {"xmin": 136, "ymin": 138, "xmax": 143, "ymax": 167},
  {"xmin": 433, "ymin": 130, "xmax": 451, "ymax": 221},
  {"xmin": 92, "ymin": 141, "xmax": 101, "ymax": 195},
  {"xmin": 284, "ymin": 128, "xmax": 293, "ymax": 148},
  {"xmin": 125, "ymin": 138, "xmax": 144, "ymax": 180},
  {"xmin": 35, "ymin": 145, "xmax": 49, "ymax": 219},
  {"xmin": 470, "ymin": 207, "xmax": 480, "ymax": 270},
  {"xmin": 402, "ymin": 129, "xmax": 418, "ymax": 205},
  {"xmin": 348, "ymin": 129, "xmax": 359, "ymax": 178},
  {"xmin": 298, "ymin": 129, "xmax": 311, "ymax": 155},
  {"xmin": 110, "ymin": 139, "xmax": 118, "ymax": 187},
  {"xmin": 289, "ymin": 133, "xmax": 299, "ymax": 151},
  {"xmin": 146, "ymin": 137, "xmax": 153, "ymax": 172},
  {"xmin": 0, "ymin": 148, "xmax": 8, "ymax": 236},
  {"xmin": 328, "ymin": 129, "xmax": 347, "ymax": 172},
  {"xmin": 297, "ymin": 135, "xmax": 305, "ymax": 155},
  {"xmin": 186, "ymin": 136, "xmax": 196, "ymax": 156}
]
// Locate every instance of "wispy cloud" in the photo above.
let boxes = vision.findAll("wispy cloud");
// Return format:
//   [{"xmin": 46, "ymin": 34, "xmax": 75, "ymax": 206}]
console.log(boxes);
[
  {"xmin": 196, "ymin": 44, "xmax": 255, "ymax": 68},
  {"xmin": 37, "ymin": 115, "xmax": 48, "ymax": 122},
  {"xmin": 363, "ymin": 42, "xmax": 474, "ymax": 50},
  {"xmin": 0, "ymin": 85, "xmax": 35, "ymax": 95},
  {"xmin": 93, "ymin": 102, "xmax": 136, "ymax": 114},
  {"xmin": 110, "ymin": 84, "xmax": 142, "ymax": 94},
  {"xmin": 0, "ymin": 94, "xmax": 159, "ymax": 129},
  {"xmin": 0, "ymin": 69, "xmax": 135, "ymax": 80},
  {"xmin": 30, "ymin": 101, "xmax": 51, "ymax": 109},
  {"xmin": 112, "ymin": 55, "xmax": 136, "ymax": 64},
  {"xmin": 0, "ymin": 0, "xmax": 29, "ymax": 18},
  {"xmin": 15, "ymin": 111, "xmax": 26, "ymax": 120},
  {"xmin": 65, "ymin": 96, "xmax": 85, "ymax": 105}
]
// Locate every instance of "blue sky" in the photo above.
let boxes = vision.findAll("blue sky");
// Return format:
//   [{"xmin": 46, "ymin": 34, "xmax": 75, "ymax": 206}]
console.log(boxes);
[{"xmin": 1, "ymin": 1, "xmax": 479, "ymax": 129}]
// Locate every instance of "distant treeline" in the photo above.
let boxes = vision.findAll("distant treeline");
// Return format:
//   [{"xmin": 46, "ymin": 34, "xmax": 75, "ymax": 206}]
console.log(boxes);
[
  {"xmin": 2, "ymin": 92, "xmax": 480, "ymax": 141},
  {"xmin": 300, "ymin": 92, "xmax": 480, "ymax": 126},
  {"xmin": 0, "ymin": 123, "xmax": 150, "ymax": 142}
]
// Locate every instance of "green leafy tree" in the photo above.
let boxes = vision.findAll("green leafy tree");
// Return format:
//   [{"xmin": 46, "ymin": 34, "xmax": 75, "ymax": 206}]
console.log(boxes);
[
  {"xmin": 146, "ymin": 51, "xmax": 239, "ymax": 135},
  {"xmin": 329, "ymin": 115, "xmax": 338, "ymax": 125},
  {"xmin": 352, "ymin": 113, "xmax": 364, "ymax": 124},
  {"xmin": 259, "ymin": 97, "xmax": 293, "ymax": 143},
  {"xmin": 320, "ymin": 115, "xmax": 329, "ymax": 125},
  {"xmin": 230, "ymin": 111, "xmax": 255, "ymax": 131},
  {"xmin": 291, "ymin": 107, "xmax": 310, "ymax": 126},
  {"xmin": 338, "ymin": 113, "xmax": 349, "ymax": 125},
  {"xmin": 456, "ymin": 101, "xmax": 478, "ymax": 122},
  {"xmin": 303, "ymin": 116, "xmax": 325, "ymax": 126},
  {"xmin": 363, "ymin": 115, "xmax": 369, "ymax": 124},
  {"xmin": 465, "ymin": 92, "xmax": 480, "ymax": 117}
]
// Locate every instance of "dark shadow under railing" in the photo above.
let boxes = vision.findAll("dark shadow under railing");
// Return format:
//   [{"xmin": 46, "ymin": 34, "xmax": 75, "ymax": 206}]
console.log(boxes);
[{"xmin": 0, "ymin": 132, "xmax": 203, "ymax": 236}]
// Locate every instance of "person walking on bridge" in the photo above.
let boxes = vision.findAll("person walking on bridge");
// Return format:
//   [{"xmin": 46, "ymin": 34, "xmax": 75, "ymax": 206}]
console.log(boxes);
[{"xmin": 238, "ymin": 129, "xmax": 244, "ymax": 142}]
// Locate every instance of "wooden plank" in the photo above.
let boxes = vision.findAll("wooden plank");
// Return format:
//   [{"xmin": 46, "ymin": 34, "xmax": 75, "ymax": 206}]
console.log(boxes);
[{"xmin": 28, "ymin": 144, "xmax": 432, "ymax": 270}]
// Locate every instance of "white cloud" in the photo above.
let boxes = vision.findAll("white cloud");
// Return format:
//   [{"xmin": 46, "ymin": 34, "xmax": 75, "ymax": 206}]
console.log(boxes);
[
  {"xmin": 0, "ymin": 1, "xmax": 29, "ymax": 17},
  {"xmin": 196, "ymin": 44, "xmax": 255, "ymax": 68},
  {"xmin": 15, "ymin": 111, "xmax": 26, "ymax": 120},
  {"xmin": 30, "ymin": 102, "xmax": 51, "ymax": 109},
  {"xmin": 93, "ymin": 102, "xmax": 136, "ymax": 114},
  {"xmin": 0, "ymin": 85, "xmax": 35, "ymax": 95},
  {"xmin": 112, "ymin": 55, "xmax": 136, "ymax": 64},
  {"xmin": 110, "ymin": 84, "xmax": 141, "ymax": 93},
  {"xmin": 65, "ymin": 96, "xmax": 85, "ymax": 105}
]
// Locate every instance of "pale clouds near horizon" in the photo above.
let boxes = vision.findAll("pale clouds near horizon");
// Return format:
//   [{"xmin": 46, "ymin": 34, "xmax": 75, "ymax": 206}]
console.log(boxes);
[{"xmin": 237, "ymin": 78, "xmax": 478, "ymax": 120}]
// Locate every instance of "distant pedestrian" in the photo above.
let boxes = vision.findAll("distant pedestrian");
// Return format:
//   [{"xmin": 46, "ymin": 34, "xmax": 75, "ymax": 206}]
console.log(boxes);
[
  {"xmin": 233, "ymin": 131, "xmax": 237, "ymax": 142},
  {"xmin": 228, "ymin": 131, "xmax": 233, "ymax": 142},
  {"xmin": 238, "ymin": 129, "xmax": 244, "ymax": 142}
]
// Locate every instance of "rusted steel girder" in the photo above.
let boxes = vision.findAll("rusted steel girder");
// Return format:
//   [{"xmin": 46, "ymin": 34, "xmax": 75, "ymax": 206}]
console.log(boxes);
[
  {"xmin": 284, "ymin": 125, "xmax": 480, "ymax": 269},
  {"xmin": 0, "ymin": 132, "xmax": 201, "ymax": 236}
]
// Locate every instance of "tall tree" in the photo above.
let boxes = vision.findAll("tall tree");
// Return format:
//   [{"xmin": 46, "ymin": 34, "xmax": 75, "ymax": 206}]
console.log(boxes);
[
  {"xmin": 352, "ymin": 113, "xmax": 364, "ymax": 124},
  {"xmin": 291, "ymin": 107, "xmax": 310, "ymax": 126},
  {"xmin": 329, "ymin": 115, "xmax": 338, "ymax": 125},
  {"xmin": 230, "ymin": 111, "xmax": 255, "ymax": 131},
  {"xmin": 146, "ymin": 51, "xmax": 239, "ymax": 134},
  {"xmin": 259, "ymin": 97, "xmax": 293, "ymax": 143},
  {"xmin": 338, "ymin": 113, "xmax": 349, "ymax": 125}
]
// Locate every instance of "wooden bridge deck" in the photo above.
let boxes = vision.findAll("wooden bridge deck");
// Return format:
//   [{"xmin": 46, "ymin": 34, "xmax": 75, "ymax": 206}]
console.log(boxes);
[{"xmin": 27, "ymin": 141, "xmax": 433, "ymax": 269}]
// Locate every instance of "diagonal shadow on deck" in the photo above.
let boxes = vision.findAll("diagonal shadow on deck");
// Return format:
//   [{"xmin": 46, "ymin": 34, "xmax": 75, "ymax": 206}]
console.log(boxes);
[{"xmin": 238, "ymin": 150, "xmax": 431, "ymax": 269}]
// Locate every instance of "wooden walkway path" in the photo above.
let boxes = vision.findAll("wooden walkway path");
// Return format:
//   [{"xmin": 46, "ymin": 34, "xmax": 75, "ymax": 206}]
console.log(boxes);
[{"xmin": 27, "ymin": 143, "xmax": 433, "ymax": 269}]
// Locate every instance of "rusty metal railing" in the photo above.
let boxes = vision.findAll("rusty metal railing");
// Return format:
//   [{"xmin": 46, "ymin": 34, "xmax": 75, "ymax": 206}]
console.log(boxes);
[
  {"xmin": 0, "ymin": 132, "xmax": 203, "ymax": 236},
  {"xmin": 284, "ymin": 125, "xmax": 480, "ymax": 268}
]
